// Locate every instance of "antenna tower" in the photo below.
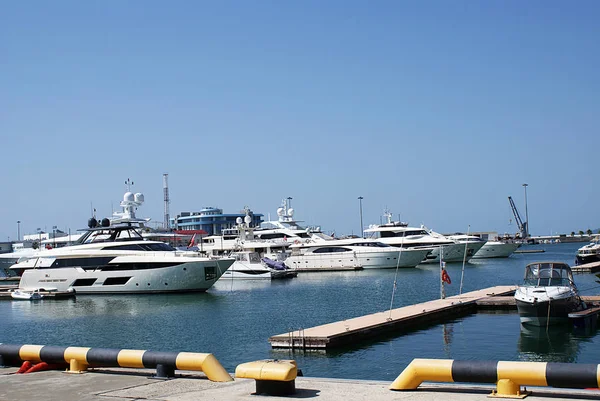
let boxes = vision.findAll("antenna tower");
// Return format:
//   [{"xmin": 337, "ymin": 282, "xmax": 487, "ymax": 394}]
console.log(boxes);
[{"xmin": 163, "ymin": 173, "xmax": 170, "ymax": 229}]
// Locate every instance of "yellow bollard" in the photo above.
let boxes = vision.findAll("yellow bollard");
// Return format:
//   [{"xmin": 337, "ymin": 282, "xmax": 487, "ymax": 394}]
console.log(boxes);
[
  {"xmin": 489, "ymin": 378, "xmax": 530, "ymax": 399},
  {"xmin": 67, "ymin": 358, "xmax": 88, "ymax": 374}
]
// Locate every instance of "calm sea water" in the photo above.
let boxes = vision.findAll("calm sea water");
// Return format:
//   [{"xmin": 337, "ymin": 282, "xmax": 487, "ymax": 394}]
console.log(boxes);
[{"xmin": 2, "ymin": 242, "xmax": 600, "ymax": 380}]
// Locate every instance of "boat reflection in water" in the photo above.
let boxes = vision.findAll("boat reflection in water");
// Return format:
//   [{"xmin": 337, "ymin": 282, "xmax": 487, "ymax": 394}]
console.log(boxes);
[{"xmin": 518, "ymin": 325, "xmax": 581, "ymax": 363}]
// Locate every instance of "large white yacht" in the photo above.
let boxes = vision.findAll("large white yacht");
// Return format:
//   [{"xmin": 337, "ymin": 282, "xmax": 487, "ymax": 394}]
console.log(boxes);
[
  {"xmin": 285, "ymin": 237, "xmax": 430, "ymax": 271},
  {"xmin": 447, "ymin": 234, "xmax": 519, "ymax": 259},
  {"xmin": 199, "ymin": 208, "xmax": 292, "ymax": 261},
  {"xmin": 576, "ymin": 235, "xmax": 600, "ymax": 265},
  {"xmin": 363, "ymin": 212, "xmax": 474, "ymax": 264},
  {"xmin": 10, "ymin": 220, "xmax": 234, "ymax": 294}
]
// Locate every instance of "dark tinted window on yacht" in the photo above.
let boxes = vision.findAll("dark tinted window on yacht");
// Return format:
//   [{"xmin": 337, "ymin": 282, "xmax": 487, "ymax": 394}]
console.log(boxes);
[
  {"xmin": 258, "ymin": 233, "xmax": 286, "ymax": 240},
  {"xmin": 404, "ymin": 230, "xmax": 429, "ymax": 236},
  {"xmin": 350, "ymin": 242, "xmax": 390, "ymax": 247},
  {"xmin": 72, "ymin": 278, "xmax": 97, "ymax": 286},
  {"xmin": 100, "ymin": 263, "xmax": 180, "ymax": 271},
  {"xmin": 50, "ymin": 257, "xmax": 115, "ymax": 269},
  {"xmin": 102, "ymin": 243, "xmax": 174, "ymax": 251},
  {"xmin": 103, "ymin": 244, "xmax": 146, "ymax": 251},
  {"xmin": 103, "ymin": 277, "xmax": 132, "ymax": 285},
  {"xmin": 380, "ymin": 231, "xmax": 400, "ymax": 238},
  {"xmin": 139, "ymin": 243, "xmax": 175, "ymax": 251},
  {"xmin": 313, "ymin": 247, "xmax": 351, "ymax": 253}
]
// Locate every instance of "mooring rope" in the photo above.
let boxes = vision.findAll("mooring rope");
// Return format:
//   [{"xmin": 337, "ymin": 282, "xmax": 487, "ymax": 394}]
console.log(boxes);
[{"xmin": 389, "ymin": 240, "xmax": 404, "ymax": 319}]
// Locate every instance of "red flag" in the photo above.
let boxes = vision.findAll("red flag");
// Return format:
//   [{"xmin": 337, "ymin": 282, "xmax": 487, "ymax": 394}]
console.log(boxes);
[{"xmin": 188, "ymin": 233, "xmax": 197, "ymax": 247}]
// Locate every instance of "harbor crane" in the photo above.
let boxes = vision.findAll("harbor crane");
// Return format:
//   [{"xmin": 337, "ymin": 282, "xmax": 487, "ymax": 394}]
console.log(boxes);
[{"xmin": 508, "ymin": 196, "xmax": 528, "ymax": 239}]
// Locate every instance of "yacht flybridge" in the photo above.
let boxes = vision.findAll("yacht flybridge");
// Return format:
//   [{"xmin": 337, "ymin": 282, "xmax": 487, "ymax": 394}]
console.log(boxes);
[
  {"xmin": 364, "ymin": 211, "xmax": 476, "ymax": 264},
  {"xmin": 10, "ymin": 220, "xmax": 234, "ymax": 294}
]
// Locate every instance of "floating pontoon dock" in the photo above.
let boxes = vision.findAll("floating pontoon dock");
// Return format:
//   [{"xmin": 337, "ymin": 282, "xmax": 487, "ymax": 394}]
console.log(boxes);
[
  {"xmin": 572, "ymin": 261, "xmax": 600, "ymax": 273},
  {"xmin": 476, "ymin": 295, "xmax": 600, "ymax": 309},
  {"xmin": 269, "ymin": 286, "xmax": 516, "ymax": 350}
]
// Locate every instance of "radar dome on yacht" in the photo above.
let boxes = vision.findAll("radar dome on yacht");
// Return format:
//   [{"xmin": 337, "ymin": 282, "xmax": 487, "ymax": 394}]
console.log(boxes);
[
  {"xmin": 288, "ymin": 208, "xmax": 294, "ymax": 217},
  {"xmin": 101, "ymin": 218, "xmax": 110, "ymax": 227},
  {"xmin": 244, "ymin": 215, "xmax": 252, "ymax": 224},
  {"xmin": 236, "ymin": 217, "xmax": 243, "ymax": 225},
  {"xmin": 277, "ymin": 207, "xmax": 285, "ymax": 216},
  {"xmin": 88, "ymin": 218, "xmax": 98, "ymax": 228},
  {"xmin": 124, "ymin": 192, "xmax": 134, "ymax": 202},
  {"xmin": 134, "ymin": 193, "xmax": 144, "ymax": 203}
]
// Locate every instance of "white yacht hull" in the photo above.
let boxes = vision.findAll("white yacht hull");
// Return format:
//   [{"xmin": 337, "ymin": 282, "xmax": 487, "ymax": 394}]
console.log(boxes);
[
  {"xmin": 286, "ymin": 248, "xmax": 430, "ymax": 270},
  {"xmin": 472, "ymin": 242, "xmax": 520, "ymax": 258},
  {"xmin": 18, "ymin": 258, "xmax": 233, "ymax": 294},
  {"xmin": 220, "ymin": 269, "xmax": 272, "ymax": 280},
  {"xmin": 515, "ymin": 286, "xmax": 584, "ymax": 326},
  {"xmin": 420, "ymin": 242, "xmax": 478, "ymax": 264},
  {"xmin": 219, "ymin": 261, "xmax": 272, "ymax": 280},
  {"xmin": 286, "ymin": 251, "xmax": 362, "ymax": 271},
  {"xmin": 360, "ymin": 248, "xmax": 430, "ymax": 269}
]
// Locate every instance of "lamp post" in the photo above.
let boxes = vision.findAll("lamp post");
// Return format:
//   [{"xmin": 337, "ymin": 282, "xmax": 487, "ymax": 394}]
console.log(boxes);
[
  {"xmin": 358, "ymin": 196, "xmax": 364, "ymax": 238},
  {"xmin": 522, "ymin": 183, "xmax": 529, "ymax": 238},
  {"xmin": 17, "ymin": 221, "xmax": 20, "ymax": 241}
]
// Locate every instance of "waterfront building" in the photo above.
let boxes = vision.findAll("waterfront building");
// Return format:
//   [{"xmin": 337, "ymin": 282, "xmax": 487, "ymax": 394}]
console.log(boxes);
[
  {"xmin": 0, "ymin": 242, "xmax": 11, "ymax": 254},
  {"xmin": 170, "ymin": 207, "xmax": 264, "ymax": 236}
]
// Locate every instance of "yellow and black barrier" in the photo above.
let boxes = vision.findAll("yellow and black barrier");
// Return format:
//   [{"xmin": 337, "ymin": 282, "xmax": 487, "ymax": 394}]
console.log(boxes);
[
  {"xmin": 0, "ymin": 343, "xmax": 232, "ymax": 382},
  {"xmin": 391, "ymin": 358, "xmax": 600, "ymax": 397},
  {"xmin": 236, "ymin": 359, "xmax": 298, "ymax": 395}
]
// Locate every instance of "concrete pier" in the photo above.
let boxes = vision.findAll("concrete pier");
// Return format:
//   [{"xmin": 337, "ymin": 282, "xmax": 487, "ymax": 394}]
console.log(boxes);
[
  {"xmin": 269, "ymin": 286, "xmax": 517, "ymax": 350},
  {"xmin": 1, "ymin": 366, "xmax": 595, "ymax": 401}
]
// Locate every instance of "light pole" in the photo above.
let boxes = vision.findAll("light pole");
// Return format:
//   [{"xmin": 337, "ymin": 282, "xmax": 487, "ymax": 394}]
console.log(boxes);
[
  {"xmin": 522, "ymin": 183, "xmax": 529, "ymax": 238},
  {"xmin": 358, "ymin": 196, "xmax": 364, "ymax": 238},
  {"xmin": 17, "ymin": 221, "xmax": 20, "ymax": 241}
]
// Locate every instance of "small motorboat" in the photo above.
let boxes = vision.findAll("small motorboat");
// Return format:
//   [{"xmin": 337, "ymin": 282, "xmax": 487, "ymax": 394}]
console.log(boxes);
[
  {"xmin": 11, "ymin": 289, "xmax": 44, "ymax": 301},
  {"xmin": 262, "ymin": 257, "xmax": 298, "ymax": 279},
  {"xmin": 515, "ymin": 261, "xmax": 585, "ymax": 326}
]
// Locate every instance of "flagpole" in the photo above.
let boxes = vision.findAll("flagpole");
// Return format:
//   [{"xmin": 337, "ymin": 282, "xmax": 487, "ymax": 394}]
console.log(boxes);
[{"xmin": 440, "ymin": 248, "xmax": 446, "ymax": 299}]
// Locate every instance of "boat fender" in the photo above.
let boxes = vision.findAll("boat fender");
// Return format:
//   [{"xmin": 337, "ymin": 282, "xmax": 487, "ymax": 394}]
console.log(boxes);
[
  {"xmin": 16, "ymin": 361, "xmax": 33, "ymax": 374},
  {"xmin": 24, "ymin": 362, "xmax": 63, "ymax": 374}
]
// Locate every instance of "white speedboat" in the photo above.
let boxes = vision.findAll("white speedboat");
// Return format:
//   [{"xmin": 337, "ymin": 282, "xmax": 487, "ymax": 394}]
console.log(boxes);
[
  {"xmin": 515, "ymin": 262, "xmax": 585, "ymax": 326},
  {"xmin": 447, "ymin": 234, "xmax": 519, "ymax": 259},
  {"xmin": 576, "ymin": 237, "xmax": 600, "ymax": 265},
  {"xmin": 364, "ymin": 212, "xmax": 471, "ymax": 264},
  {"xmin": 10, "ymin": 221, "xmax": 234, "ymax": 294},
  {"xmin": 220, "ymin": 251, "xmax": 297, "ymax": 280},
  {"xmin": 11, "ymin": 289, "xmax": 43, "ymax": 300},
  {"xmin": 285, "ymin": 238, "xmax": 430, "ymax": 270}
]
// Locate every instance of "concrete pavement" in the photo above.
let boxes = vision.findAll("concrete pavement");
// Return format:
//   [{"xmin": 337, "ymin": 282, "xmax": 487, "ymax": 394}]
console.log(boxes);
[{"xmin": 1, "ymin": 366, "xmax": 598, "ymax": 401}]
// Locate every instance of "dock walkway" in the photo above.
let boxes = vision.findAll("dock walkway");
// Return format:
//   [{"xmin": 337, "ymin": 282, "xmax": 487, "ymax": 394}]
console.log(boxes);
[
  {"xmin": 269, "ymin": 286, "xmax": 516, "ymax": 350},
  {"xmin": 572, "ymin": 261, "xmax": 600, "ymax": 273}
]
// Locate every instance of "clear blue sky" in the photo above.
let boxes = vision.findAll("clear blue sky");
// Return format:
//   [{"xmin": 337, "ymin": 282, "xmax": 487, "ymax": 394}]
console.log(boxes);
[{"xmin": 1, "ymin": 1, "xmax": 598, "ymax": 240}]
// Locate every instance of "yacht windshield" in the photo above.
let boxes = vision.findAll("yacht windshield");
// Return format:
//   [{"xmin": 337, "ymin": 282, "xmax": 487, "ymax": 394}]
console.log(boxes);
[
  {"xmin": 524, "ymin": 262, "xmax": 573, "ymax": 287},
  {"xmin": 77, "ymin": 227, "xmax": 144, "ymax": 244}
]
